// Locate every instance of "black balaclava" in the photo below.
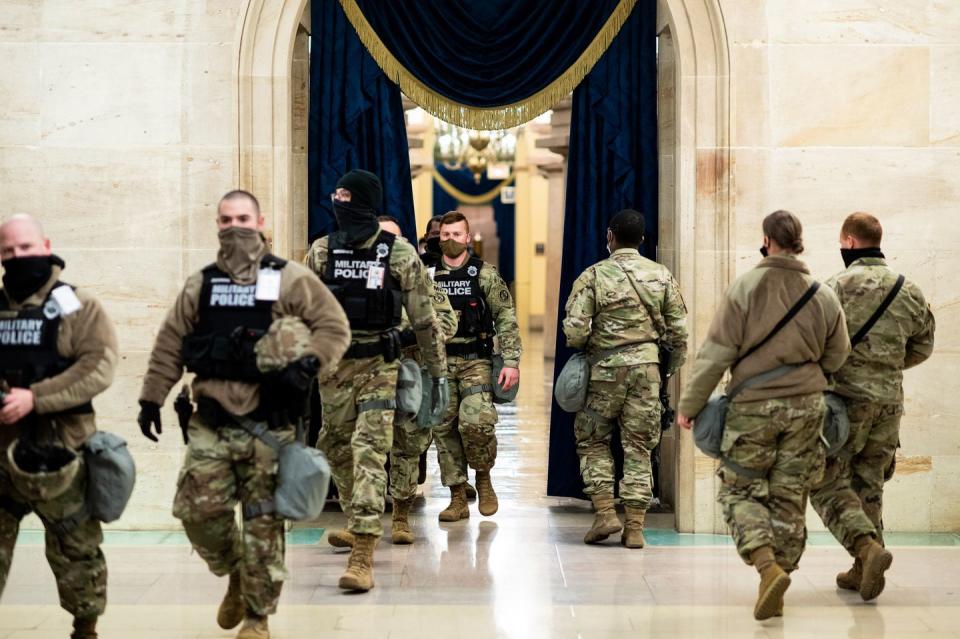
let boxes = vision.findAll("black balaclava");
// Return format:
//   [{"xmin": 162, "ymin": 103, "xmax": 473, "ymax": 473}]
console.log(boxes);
[
  {"xmin": 1, "ymin": 254, "xmax": 64, "ymax": 303},
  {"xmin": 841, "ymin": 246, "xmax": 884, "ymax": 268},
  {"xmin": 425, "ymin": 236, "xmax": 442, "ymax": 256},
  {"xmin": 334, "ymin": 169, "xmax": 382, "ymax": 245}
]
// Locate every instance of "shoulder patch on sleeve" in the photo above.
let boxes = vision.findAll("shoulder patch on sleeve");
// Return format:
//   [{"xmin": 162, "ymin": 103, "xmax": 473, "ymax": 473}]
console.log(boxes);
[{"xmin": 499, "ymin": 289, "xmax": 510, "ymax": 302}]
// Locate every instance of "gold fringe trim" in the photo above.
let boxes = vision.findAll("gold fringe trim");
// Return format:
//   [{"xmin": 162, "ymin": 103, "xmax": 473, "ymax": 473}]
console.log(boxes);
[
  {"xmin": 338, "ymin": 0, "xmax": 638, "ymax": 130},
  {"xmin": 432, "ymin": 169, "xmax": 515, "ymax": 205}
]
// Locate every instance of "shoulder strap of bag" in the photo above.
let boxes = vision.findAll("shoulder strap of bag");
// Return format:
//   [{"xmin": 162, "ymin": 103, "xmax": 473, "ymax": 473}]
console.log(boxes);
[
  {"xmin": 732, "ymin": 281, "xmax": 820, "ymax": 371},
  {"xmin": 234, "ymin": 416, "xmax": 284, "ymax": 452},
  {"xmin": 612, "ymin": 258, "xmax": 666, "ymax": 338},
  {"xmin": 850, "ymin": 274, "xmax": 905, "ymax": 348},
  {"xmin": 726, "ymin": 363, "xmax": 799, "ymax": 401}
]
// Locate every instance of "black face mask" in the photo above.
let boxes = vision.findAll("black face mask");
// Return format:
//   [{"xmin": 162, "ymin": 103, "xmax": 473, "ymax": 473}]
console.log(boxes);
[
  {"xmin": 425, "ymin": 236, "xmax": 441, "ymax": 255},
  {"xmin": 760, "ymin": 246, "xmax": 769, "ymax": 258},
  {"xmin": 333, "ymin": 200, "xmax": 379, "ymax": 245},
  {"xmin": 2, "ymin": 255, "xmax": 62, "ymax": 302},
  {"xmin": 840, "ymin": 247, "xmax": 884, "ymax": 268}
]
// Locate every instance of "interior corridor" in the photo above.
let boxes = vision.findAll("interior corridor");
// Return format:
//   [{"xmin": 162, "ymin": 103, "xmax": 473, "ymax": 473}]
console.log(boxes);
[{"xmin": 2, "ymin": 331, "xmax": 959, "ymax": 638}]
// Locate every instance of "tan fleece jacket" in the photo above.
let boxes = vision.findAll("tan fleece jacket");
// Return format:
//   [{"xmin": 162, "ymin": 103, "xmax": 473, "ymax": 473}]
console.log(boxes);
[
  {"xmin": 678, "ymin": 255, "xmax": 850, "ymax": 418},
  {"xmin": 0, "ymin": 267, "xmax": 118, "ymax": 450},
  {"xmin": 140, "ymin": 245, "xmax": 351, "ymax": 416}
]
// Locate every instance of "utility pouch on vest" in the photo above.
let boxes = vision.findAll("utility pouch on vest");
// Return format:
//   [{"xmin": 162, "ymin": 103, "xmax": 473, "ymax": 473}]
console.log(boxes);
[
  {"xmin": 233, "ymin": 417, "xmax": 330, "ymax": 522},
  {"xmin": 83, "ymin": 431, "xmax": 136, "ymax": 523}
]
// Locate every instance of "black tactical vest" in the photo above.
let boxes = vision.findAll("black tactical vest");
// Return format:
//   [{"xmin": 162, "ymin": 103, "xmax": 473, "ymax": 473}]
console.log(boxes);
[
  {"xmin": 0, "ymin": 282, "xmax": 92, "ymax": 414},
  {"xmin": 432, "ymin": 256, "xmax": 493, "ymax": 339},
  {"xmin": 181, "ymin": 255, "xmax": 286, "ymax": 382},
  {"xmin": 322, "ymin": 231, "xmax": 403, "ymax": 331}
]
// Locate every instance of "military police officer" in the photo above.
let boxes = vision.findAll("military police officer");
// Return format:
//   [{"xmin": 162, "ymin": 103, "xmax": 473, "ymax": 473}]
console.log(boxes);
[
  {"xmin": 426, "ymin": 211, "xmax": 522, "ymax": 521},
  {"xmin": 562, "ymin": 209, "xmax": 688, "ymax": 548},
  {"xmin": 678, "ymin": 210, "xmax": 850, "ymax": 620},
  {"xmin": 139, "ymin": 191, "xmax": 350, "ymax": 639},
  {"xmin": 0, "ymin": 214, "xmax": 118, "ymax": 639},
  {"xmin": 810, "ymin": 212, "xmax": 935, "ymax": 601},
  {"xmin": 377, "ymin": 216, "xmax": 458, "ymax": 545},
  {"xmin": 305, "ymin": 170, "xmax": 448, "ymax": 591}
]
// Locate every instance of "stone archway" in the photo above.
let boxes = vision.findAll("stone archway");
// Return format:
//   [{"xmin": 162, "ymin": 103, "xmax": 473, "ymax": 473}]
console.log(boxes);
[{"xmin": 235, "ymin": 0, "xmax": 732, "ymax": 533}]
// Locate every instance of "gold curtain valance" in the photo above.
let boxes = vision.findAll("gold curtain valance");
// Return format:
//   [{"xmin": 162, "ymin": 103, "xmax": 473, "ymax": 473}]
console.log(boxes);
[
  {"xmin": 338, "ymin": 0, "xmax": 638, "ymax": 130},
  {"xmin": 432, "ymin": 169, "xmax": 515, "ymax": 206}
]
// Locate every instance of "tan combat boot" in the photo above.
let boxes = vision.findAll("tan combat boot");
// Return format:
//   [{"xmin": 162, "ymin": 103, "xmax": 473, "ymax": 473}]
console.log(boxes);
[
  {"xmin": 836, "ymin": 557, "xmax": 863, "ymax": 591},
  {"xmin": 391, "ymin": 497, "xmax": 415, "ymax": 545},
  {"xmin": 854, "ymin": 535, "xmax": 893, "ymax": 601},
  {"xmin": 70, "ymin": 616, "xmax": 97, "ymax": 639},
  {"xmin": 621, "ymin": 506, "xmax": 646, "ymax": 549},
  {"xmin": 217, "ymin": 571, "xmax": 245, "ymax": 629},
  {"xmin": 438, "ymin": 483, "xmax": 470, "ymax": 522},
  {"xmin": 339, "ymin": 533, "xmax": 378, "ymax": 592},
  {"xmin": 751, "ymin": 546, "xmax": 791, "ymax": 621},
  {"xmin": 236, "ymin": 615, "xmax": 269, "ymax": 639},
  {"xmin": 327, "ymin": 529, "xmax": 355, "ymax": 549},
  {"xmin": 465, "ymin": 481, "xmax": 477, "ymax": 500},
  {"xmin": 583, "ymin": 494, "xmax": 622, "ymax": 544},
  {"xmin": 475, "ymin": 470, "xmax": 499, "ymax": 516}
]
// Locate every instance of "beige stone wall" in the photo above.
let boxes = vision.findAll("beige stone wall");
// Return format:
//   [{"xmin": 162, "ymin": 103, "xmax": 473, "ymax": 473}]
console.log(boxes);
[
  {"xmin": 0, "ymin": 2, "xmax": 245, "ymax": 528},
  {"xmin": 0, "ymin": 0, "xmax": 957, "ymax": 531},
  {"xmin": 716, "ymin": 0, "xmax": 960, "ymax": 533}
]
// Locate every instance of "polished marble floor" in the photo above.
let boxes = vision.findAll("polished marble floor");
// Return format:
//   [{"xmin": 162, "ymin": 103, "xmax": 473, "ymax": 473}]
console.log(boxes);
[{"xmin": 3, "ymin": 331, "xmax": 960, "ymax": 638}]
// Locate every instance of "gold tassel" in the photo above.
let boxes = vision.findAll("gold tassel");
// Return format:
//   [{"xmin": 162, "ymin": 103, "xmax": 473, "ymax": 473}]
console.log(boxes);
[
  {"xmin": 338, "ymin": 0, "xmax": 638, "ymax": 130},
  {"xmin": 432, "ymin": 169, "xmax": 515, "ymax": 205}
]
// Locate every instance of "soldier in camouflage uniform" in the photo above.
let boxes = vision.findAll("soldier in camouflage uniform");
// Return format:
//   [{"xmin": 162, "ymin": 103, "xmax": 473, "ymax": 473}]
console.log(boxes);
[
  {"xmin": 425, "ymin": 211, "xmax": 522, "ymax": 521},
  {"xmin": 810, "ymin": 212, "xmax": 935, "ymax": 601},
  {"xmin": 562, "ymin": 210, "xmax": 688, "ymax": 548},
  {"xmin": 139, "ymin": 191, "xmax": 350, "ymax": 639},
  {"xmin": 678, "ymin": 211, "xmax": 850, "ymax": 621},
  {"xmin": 0, "ymin": 214, "xmax": 118, "ymax": 639},
  {"xmin": 305, "ymin": 171, "xmax": 448, "ymax": 591},
  {"xmin": 377, "ymin": 216, "xmax": 457, "ymax": 545}
]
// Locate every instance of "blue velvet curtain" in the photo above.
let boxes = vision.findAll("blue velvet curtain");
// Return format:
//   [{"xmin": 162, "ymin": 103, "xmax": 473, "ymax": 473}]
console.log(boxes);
[
  {"xmin": 352, "ymin": 0, "xmax": 623, "ymax": 107},
  {"xmin": 308, "ymin": 0, "xmax": 418, "ymax": 244},
  {"xmin": 431, "ymin": 164, "xmax": 515, "ymax": 286},
  {"xmin": 546, "ymin": 0, "xmax": 659, "ymax": 500}
]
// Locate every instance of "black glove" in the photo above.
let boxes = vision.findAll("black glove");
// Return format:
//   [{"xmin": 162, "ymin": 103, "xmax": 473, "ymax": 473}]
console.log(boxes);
[
  {"xmin": 138, "ymin": 400, "xmax": 162, "ymax": 442},
  {"xmin": 398, "ymin": 329, "xmax": 417, "ymax": 348},
  {"xmin": 280, "ymin": 356, "xmax": 320, "ymax": 393}
]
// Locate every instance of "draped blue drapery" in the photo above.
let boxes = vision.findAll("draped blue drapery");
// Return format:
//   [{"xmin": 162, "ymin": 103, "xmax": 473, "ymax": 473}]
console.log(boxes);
[
  {"xmin": 431, "ymin": 164, "xmax": 515, "ymax": 286},
  {"xmin": 351, "ymin": 0, "xmax": 623, "ymax": 108},
  {"xmin": 308, "ymin": 0, "xmax": 418, "ymax": 244},
  {"xmin": 546, "ymin": 0, "xmax": 659, "ymax": 500}
]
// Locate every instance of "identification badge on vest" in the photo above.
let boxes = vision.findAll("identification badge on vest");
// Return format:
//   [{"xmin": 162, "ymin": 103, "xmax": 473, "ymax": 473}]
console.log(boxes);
[
  {"xmin": 366, "ymin": 264, "xmax": 385, "ymax": 290},
  {"xmin": 255, "ymin": 268, "xmax": 282, "ymax": 301},
  {"xmin": 50, "ymin": 286, "xmax": 82, "ymax": 316}
]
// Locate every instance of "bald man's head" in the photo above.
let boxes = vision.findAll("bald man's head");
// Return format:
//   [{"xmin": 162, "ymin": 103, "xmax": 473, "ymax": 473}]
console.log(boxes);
[{"xmin": 0, "ymin": 214, "xmax": 51, "ymax": 261}]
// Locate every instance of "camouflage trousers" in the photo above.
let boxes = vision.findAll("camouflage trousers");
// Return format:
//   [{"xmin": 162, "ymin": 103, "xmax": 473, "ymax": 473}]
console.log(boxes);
[
  {"xmin": 574, "ymin": 363, "xmax": 661, "ymax": 510},
  {"xmin": 433, "ymin": 356, "xmax": 498, "ymax": 487},
  {"xmin": 390, "ymin": 417, "xmax": 432, "ymax": 501},
  {"xmin": 319, "ymin": 354, "xmax": 398, "ymax": 536},
  {"xmin": 0, "ymin": 454, "xmax": 106, "ymax": 619},
  {"xmin": 173, "ymin": 415, "xmax": 292, "ymax": 617},
  {"xmin": 718, "ymin": 393, "xmax": 826, "ymax": 572},
  {"xmin": 811, "ymin": 399, "xmax": 901, "ymax": 552}
]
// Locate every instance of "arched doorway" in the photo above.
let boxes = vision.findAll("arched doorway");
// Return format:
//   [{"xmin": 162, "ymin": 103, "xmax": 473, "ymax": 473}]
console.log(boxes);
[{"xmin": 235, "ymin": 0, "xmax": 733, "ymax": 533}]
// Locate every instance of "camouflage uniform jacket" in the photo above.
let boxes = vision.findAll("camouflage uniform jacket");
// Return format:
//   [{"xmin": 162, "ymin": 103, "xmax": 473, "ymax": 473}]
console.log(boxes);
[
  {"xmin": 141, "ymin": 239, "xmax": 351, "ymax": 416},
  {"xmin": 305, "ymin": 230, "xmax": 447, "ymax": 377},
  {"xmin": 563, "ymin": 248, "xmax": 688, "ymax": 371},
  {"xmin": 0, "ymin": 267, "xmax": 118, "ymax": 450},
  {"xmin": 827, "ymin": 256, "xmax": 935, "ymax": 403},
  {"xmin": 679, "ymin": 255, "xmax": 850, "ymax": 418},
  {"xmin": 432, "ymin": 258, "xmax": 522, "ymax": 369}
]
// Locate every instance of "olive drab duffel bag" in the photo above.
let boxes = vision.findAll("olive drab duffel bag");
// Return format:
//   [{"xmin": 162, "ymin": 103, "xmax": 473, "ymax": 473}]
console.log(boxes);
[
  {"xmin": 491, "ymin": 354, "xmax": 519, "ymax": 404},
  {"xmin": 236, "ymin": 417, "xmax": 331, "ymax": 521},
  {"xmin": 83, "ymin": 430, "xmax": 137, "ymax": 522},
  {"xmin": 554, "ymin": 352, "xmax": 589, "ymax": 413},
  {"xmin": 395, "ymin": 358, "xmax": 423, "ymax": 423}
]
